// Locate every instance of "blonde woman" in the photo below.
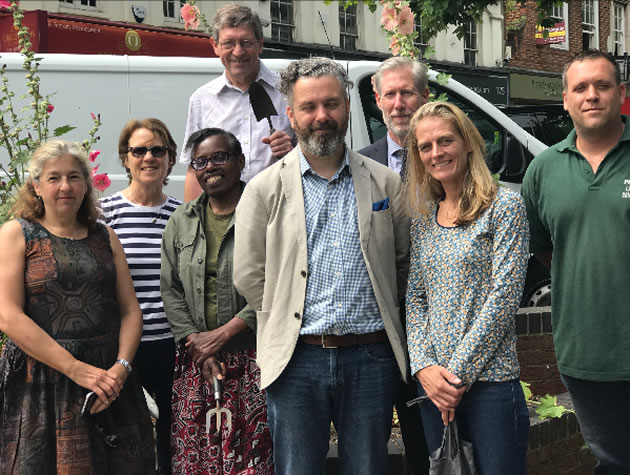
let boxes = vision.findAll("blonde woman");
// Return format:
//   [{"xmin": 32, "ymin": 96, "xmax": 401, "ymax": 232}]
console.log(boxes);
[{"xmin": 405, "ymin": 102, "xmax": 529, "ymax": 474}]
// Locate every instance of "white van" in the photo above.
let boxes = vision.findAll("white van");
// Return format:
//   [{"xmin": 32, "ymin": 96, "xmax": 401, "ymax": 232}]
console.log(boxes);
[
  {"xmin": 1, "ymin": 53, "xmax": 550, "ymax": 307},
  {"xmin": 1, "ymin": 53, "xmax": 546, "ymax": 199}
]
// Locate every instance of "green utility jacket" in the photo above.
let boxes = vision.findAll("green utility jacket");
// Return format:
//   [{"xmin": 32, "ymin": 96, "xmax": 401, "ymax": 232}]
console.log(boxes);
[{"xmin": 160, "ymin": 191, "xmax": 255, "ymax": 352}]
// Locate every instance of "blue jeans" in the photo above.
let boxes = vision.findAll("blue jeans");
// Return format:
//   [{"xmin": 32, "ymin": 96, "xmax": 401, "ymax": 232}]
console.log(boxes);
[
  {"xmin": 265, "ymin": 341, "xmax": 398, "ymax": 475},
  {"xmin": 561, "ymin": 374, "xmax": 630, "ymax": 474},
  {"xmin": 417, "ymin": 379, "xmax": 529, "ymax": 475}
]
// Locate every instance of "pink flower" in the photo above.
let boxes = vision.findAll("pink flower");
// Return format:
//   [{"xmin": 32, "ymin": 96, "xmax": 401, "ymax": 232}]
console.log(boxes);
[
  {"xmin": 91, "ymin": 164, "xmax": 99, "ymax": 177},
  {"xmin": 89, "ymin": 150, "xmax": 100, "ymax": 162},
  {"xmin": 46, "ymin": 104, "xmax": 54, "ymax": 113},
  {"xmin": 181, "ymin": 3, "xmax": 200, "ymax": 31},
  {"xmin": 397, "ymin": 5, "xmax": 415, "ymax": 35},
  {"xmin": 92, "ymin": 173, "xmax": 111, "ymax": 192},
  {"xmin": 0, "ymin": 1, "xmax": 12, "ymax": 12},
  {"xmin": 90, "ymin": 112, "xmax": 96, "ymax": 120},
  {"xmin": 390, "ymin": 36, "xmax": 400, "ymax": 56},
  {"xmin": 381, "ymin": 5, "xmax": 398, "ymax": 31}
]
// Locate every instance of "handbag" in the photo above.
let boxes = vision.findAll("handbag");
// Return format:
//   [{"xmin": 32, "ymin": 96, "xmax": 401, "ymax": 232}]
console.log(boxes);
[{"xmin": 429, "ymin": 419, "xmax": 477, "ymax": 475}]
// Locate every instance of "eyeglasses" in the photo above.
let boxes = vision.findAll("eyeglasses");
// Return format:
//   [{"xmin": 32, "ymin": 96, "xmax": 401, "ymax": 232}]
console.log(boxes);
[
  {"xmin": 219, "ymin": 39, "xmax": 259, "ymax": 50},
  {"xmin": 127, "ymin": 146, "xmax": 168, "ymax": 158},
  {"xmin": 190, "ymin": 151, "xmax": 232, "ymax": 170}
]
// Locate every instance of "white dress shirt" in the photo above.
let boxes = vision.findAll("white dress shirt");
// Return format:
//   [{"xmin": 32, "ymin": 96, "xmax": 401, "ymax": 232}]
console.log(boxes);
[{"xmin": 179, "ymin": 62, "xmax": 293, "ymax": 183}]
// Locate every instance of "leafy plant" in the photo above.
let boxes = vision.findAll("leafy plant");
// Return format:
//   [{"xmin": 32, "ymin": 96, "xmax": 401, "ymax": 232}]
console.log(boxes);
[{"xmin": 521, "ymin": 380, "xmax": 572, "ymax": 420}]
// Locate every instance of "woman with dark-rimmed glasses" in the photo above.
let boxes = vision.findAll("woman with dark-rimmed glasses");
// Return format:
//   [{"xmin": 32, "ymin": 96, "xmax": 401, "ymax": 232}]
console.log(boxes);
[
  {"xmin": 100, "ymin": 118, "xmax": 182, "ymax": 475},
  {"xmin": 161, "ymin": 128, "xmax": 272, "ymax": 474}
]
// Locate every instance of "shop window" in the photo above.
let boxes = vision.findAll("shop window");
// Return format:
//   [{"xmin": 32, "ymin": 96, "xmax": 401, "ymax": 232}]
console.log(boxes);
[
  {"xmin": 339, "ymin": 4, "xmax": 358, "ymax": 51},
  {"xmin": 271, "ymin": 0, "xmax": 294, "ymax": 43}
]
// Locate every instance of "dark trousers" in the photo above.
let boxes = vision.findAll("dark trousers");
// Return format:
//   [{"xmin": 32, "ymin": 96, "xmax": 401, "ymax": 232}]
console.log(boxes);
[
  {"xmin": 134, "ymin": 338, "xmax": 176, "ymax": 475},
  {"xmin": 396, "ymin": 377, "xmax": 430, "ymax": 474}
]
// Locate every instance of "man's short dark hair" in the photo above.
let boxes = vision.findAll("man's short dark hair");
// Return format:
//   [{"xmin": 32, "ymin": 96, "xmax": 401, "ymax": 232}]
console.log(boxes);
[
  {"xmin": 562, "ymin": 49, "xmax": 621, "ymax": 89},
  {"xmin": 278, "ymin": 57, "xmax": 354, "ymax": 108}
]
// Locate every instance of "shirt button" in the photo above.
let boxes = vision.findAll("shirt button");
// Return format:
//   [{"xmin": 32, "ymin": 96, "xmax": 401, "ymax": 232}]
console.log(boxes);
[
  {"xmin": 300, "ymin": 270, "xmax": 307, "ymax": 278},
  {"xmin": 294, "ymin": 312, "xmax": 301, "ymax": 319},
  {"xmin": 196, "ymin": 288, "xmax": 202, "ymax": 293},
  {"xmin": 337, "ymin": 303, "xmax": 342, "ymax": 308},
  {"xmin": 197, "ymin": 257, "xmax": 203, "ymax": 264},
  {"xmin": 333, "ymin": 241, "xmax": 339, "ymax": 247}
]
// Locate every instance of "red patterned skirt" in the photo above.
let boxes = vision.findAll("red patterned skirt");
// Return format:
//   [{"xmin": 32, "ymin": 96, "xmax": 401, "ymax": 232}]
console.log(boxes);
[{"xmin": 171, "ymin": 346, "xmax": 273, "ymax": 475}]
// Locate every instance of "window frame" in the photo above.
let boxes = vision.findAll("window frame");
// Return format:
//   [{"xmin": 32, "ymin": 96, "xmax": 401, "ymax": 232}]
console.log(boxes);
[
  {"xmin": 582, "ymin": 0, "xmax": 599, "ymax": 50},
  {"xmin": 613, "ymin": 2, "xmax": 626, "ymax": 56},
  {"xmin": 339, "ymin": 4, "xmax": 359, "ymax": 51},
  {"xmin": 550, "ymin": 2, "xmax": 570, "ymax": 50},
  {"xmin": 463, "ymin": 22, "xmax": 478, "ymax": 67},
  {"xmin": 59, "ymin": 0, "xmax": 97, "ymax": 8},
  {"xmin": 270, "ymin": 0, "xmax": 294, "ymax": 43},
  {"xmin": 163, "ymin": 0, "xmax": 186, "ymax": 23}
]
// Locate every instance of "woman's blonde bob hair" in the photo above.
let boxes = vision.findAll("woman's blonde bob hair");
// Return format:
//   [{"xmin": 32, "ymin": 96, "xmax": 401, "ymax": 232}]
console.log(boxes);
[
  {"xmin": 405, "ymin": 101, "xmax": 496, "ymax": 225},
  {"xmin": 12, "ymin": 140, "xmax": 100, "ymax": 228}
]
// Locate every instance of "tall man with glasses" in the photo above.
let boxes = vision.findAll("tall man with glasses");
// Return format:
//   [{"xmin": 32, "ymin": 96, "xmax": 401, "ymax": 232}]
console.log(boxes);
[
  {"xmin": 180, "ymin": 4, "xmax": 294, "ymax": 201},
  {"xmin": 522, "ymin": 49, "xmax": 630, "ymax": 473},
  {"xmin": 234, "ymin": 57, "xmax": 410, "ymax": 475}
]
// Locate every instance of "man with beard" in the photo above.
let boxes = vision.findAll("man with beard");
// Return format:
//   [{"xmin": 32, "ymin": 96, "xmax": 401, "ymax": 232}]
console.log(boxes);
[
  {"xmin": 522, "ymin": 49, "xmax": 630, "ymax": 472},
  {"xmin": 359, "ymin": 57, "xmax": 429, "ymax": 177},
  {"xmin": 359, "ymin": 57, "xmax": 430, "ymax": 475},
  {"xmin": 233, "ymin": 57, "xmax": 411, "ymax": 475}
]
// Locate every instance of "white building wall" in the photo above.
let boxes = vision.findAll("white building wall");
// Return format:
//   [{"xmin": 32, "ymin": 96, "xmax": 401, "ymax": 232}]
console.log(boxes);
[{"xmin": 18, "ymin": 0, "xmax": 504, "ymax": 67}]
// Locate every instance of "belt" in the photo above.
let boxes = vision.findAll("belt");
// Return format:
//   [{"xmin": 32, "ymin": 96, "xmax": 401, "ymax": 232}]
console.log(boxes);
[{"xmin": 298, "ymin": 330, "xmax": 388, "ymax": 349}]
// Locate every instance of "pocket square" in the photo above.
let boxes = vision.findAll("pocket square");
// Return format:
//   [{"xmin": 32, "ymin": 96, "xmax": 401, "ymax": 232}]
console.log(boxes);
[{"xmin": 372, "ymin": 197, "xmax": 390, "ymax": 211}]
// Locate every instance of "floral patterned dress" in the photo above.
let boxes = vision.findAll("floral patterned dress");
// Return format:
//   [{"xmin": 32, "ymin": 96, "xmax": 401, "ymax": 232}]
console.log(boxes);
[{"xmin": 0, "ymin": 220, "xmax": 155, "ymax": 475}]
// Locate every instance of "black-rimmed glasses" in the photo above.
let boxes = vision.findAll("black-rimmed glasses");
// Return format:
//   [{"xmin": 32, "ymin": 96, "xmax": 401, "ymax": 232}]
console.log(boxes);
[
  {"xmin": 190, "ymin": 151, "xmax": 231, "ymax": 170},
  {"xmin": 128, "ymin": 146, "xmax": 168, "ymax": 158}
]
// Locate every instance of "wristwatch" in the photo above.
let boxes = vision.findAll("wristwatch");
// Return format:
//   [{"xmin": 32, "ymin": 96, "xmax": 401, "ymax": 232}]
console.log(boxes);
[{"xmin": 115, "ymin": 358, "xmax": 133, "ymax": 373}]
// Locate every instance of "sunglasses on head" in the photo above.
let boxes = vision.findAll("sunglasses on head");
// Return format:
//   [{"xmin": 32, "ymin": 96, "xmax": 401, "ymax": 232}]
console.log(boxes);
[
  {"xmin": 127, "ymin": 146, "xmax": 168, "ymax": 158},
  {"xmin": 190, "ymin": 151, "xmax": 232, "ymax": 170}
]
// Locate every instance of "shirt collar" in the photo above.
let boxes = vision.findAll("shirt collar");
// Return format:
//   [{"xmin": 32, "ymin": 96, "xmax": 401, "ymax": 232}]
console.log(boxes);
[
  {"xmin": 558, "ymin": 115, "xmax": 630, "ymax": 152},
  {"xmin": 386, "ymin": 133, "xmax": 404, "ymax": 160},
  {"xmin": 208, "ymin": 61, "xmax": 278, "ymax": 94},
  {"xmin": 298, "ymin": 146, "xmax": 350, "ymax": 180}
]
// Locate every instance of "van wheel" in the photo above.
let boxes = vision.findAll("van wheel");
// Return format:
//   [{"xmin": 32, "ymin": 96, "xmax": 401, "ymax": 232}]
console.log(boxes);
[{"xmin": 521, "ymin": 279, "xmax": 551, "ymax": 308}]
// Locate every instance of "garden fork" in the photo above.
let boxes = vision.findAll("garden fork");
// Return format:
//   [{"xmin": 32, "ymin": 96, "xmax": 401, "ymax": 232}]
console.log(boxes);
[{"xmin": 205, "ymin": 376, "xmax": 232, "ymax": 435}]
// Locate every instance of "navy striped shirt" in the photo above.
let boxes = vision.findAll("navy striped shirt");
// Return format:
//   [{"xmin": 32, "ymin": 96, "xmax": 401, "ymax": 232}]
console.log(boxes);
[{"xmin": 99, "ymin": 191, "xmax": 182, "ymax": 342}]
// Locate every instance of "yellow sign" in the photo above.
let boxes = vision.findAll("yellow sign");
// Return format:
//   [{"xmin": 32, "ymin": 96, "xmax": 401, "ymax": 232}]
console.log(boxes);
[{"xmin": 125, "ymin": 30, "xmax": 141, "ymax": 51}]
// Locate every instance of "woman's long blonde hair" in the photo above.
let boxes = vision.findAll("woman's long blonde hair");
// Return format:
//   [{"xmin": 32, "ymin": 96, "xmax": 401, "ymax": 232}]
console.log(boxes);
[{"xmin": 405, "ymin": 102, "xmax": 496, "ymax": 225}]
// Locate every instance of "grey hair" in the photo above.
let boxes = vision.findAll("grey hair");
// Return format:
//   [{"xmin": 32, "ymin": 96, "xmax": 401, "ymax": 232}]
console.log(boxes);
[
  {"xmin": 372, "ymin": 57, "xmax": 428, "ymax": 95},
  {"xmin": 212, "ymin": 4, "xmax": 263, "ymax": 42},
  {"xmin": 278, "ymin": 57, "xmax": 354, "ymax": 107}
]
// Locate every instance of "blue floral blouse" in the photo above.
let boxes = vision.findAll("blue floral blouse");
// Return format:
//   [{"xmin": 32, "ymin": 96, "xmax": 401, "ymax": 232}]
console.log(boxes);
[{"xmin": 406, "ymin": 186, "xmax": 529, "ymax": 387}]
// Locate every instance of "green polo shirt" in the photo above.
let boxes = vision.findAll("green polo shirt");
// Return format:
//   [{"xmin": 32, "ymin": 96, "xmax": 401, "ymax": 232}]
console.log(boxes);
[{"xmin": 521, "ymin": 116, "xmax": 630, "ymax": 381}]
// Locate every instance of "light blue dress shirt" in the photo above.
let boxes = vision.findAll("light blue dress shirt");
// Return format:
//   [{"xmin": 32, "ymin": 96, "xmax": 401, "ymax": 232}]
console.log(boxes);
[{"xmin": 298, "ymin": 147, "xmax": 383, "ymax": 335}]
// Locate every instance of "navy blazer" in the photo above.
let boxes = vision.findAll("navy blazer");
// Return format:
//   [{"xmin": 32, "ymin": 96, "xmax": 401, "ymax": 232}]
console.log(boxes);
[{"xmin": 358, "ymin": 136, "xmax": 388, "ymax": 166}]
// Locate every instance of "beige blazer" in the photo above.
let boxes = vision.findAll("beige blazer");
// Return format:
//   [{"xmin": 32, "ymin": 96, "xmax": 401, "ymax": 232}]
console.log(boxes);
[{"xmin": 234, "ymin": 148, "xmax": 411, "ymax": 389}]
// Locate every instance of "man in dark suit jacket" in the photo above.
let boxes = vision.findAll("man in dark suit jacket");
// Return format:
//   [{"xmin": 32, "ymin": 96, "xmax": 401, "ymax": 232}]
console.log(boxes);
[
  {"xmin": 359, "ymin": 57, "xmax": 429, "ymax": 174},
  {"xmin": 359, "ymin": 57, "xmax": 430, "ymax": 475}
]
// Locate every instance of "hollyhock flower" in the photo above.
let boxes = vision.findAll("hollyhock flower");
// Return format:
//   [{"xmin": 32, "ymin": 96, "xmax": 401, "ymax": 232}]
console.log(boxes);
[
  {"xmin": 181, "ymin": 4, "xmax": 200, "ymax": 31},
  {"xmin": 91, "ymin": 164, "xmax": 99, "ymax": 177},
  {"xmin": 90, "ymin": 112, "xmax": 96, "ymax": 120},
  {"xmin": 396, "ymin": 5, "xmax": 415, "ymax": 36},
  {"xmin": 0, "ymin": 1, "xmax": 12, "ymax": 12},
  {"xmin": 46, "ymin": 104, "xmax": 54, "ymax": 113},
  {"xmin": 92, "ymin": 173, "xmax": 111, "ymax": 192},
  {"xmin": 390, "ymin": 36, "xmax": 400, "ymax": 56},
  {"xmin": 89, "ymin": 150, "xmax": 100, "ymax": 162},
  {"xmin": 381, "ymin": 5, "xmax": 398, "ymax": 31}
]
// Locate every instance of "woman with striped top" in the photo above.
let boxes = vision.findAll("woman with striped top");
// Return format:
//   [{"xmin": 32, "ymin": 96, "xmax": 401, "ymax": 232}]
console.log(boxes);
[{"xmin": 100, "ymin": 118, "xmax": 182, "ymax": 475}]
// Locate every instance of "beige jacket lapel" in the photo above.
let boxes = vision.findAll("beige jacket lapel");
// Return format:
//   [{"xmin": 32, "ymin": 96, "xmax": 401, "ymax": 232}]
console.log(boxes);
[
  {"xmin": 279, "ymin": 150, "xmax": 308, "ymax": 251},
  {"xmin": 349, "ymin": 150, "xmax": 372, "ymax": 247}
]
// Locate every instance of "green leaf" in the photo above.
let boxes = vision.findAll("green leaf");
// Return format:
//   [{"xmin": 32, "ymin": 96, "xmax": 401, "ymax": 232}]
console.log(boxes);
[
  {"xmin": 536, "ymin": 395, "xmax": 567, "ymax": 419},
  {"xmin": 520, "ymin": 380, "xmax": 532, "ymax": 401},
  {"xmin": 53, "ymin": 125, "xmax": 76, "ymax": 137}
]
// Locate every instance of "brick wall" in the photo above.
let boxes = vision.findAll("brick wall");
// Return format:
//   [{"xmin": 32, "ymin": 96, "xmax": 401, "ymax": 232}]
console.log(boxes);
[{"xmin": 506, "ymin": 0, "xmax": 612, "ymax": 73}]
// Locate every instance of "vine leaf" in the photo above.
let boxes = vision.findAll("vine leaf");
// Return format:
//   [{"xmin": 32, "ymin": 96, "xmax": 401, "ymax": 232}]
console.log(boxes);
[
  {"xmin": 536, "ymin": 395, "xmax": 566, "ymax": 420},
  {"xmin": 53, "ymin": 125, "xmax": 76, "ymax": 137},
  {"xmin": 520, "ymin": 380, "xmax": 532, "ymax": 401}
]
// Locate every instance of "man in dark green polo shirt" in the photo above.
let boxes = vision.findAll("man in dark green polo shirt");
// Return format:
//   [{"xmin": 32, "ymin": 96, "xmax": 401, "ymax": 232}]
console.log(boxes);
[{"xmin": 522, "ymin": 49, "xmax": 630, "ymax": 474}]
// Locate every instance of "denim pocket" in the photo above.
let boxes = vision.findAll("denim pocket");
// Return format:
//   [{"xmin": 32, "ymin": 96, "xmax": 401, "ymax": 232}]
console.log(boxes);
[{"xmin": 363, "ymin": 341, "xmax": 395, "ymax": 362}]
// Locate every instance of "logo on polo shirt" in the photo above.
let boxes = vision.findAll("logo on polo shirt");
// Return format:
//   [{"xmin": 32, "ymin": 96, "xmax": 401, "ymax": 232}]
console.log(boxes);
[{"xmin": 623, "ymin": 179, "xmax": 630, "ymax": 199}]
